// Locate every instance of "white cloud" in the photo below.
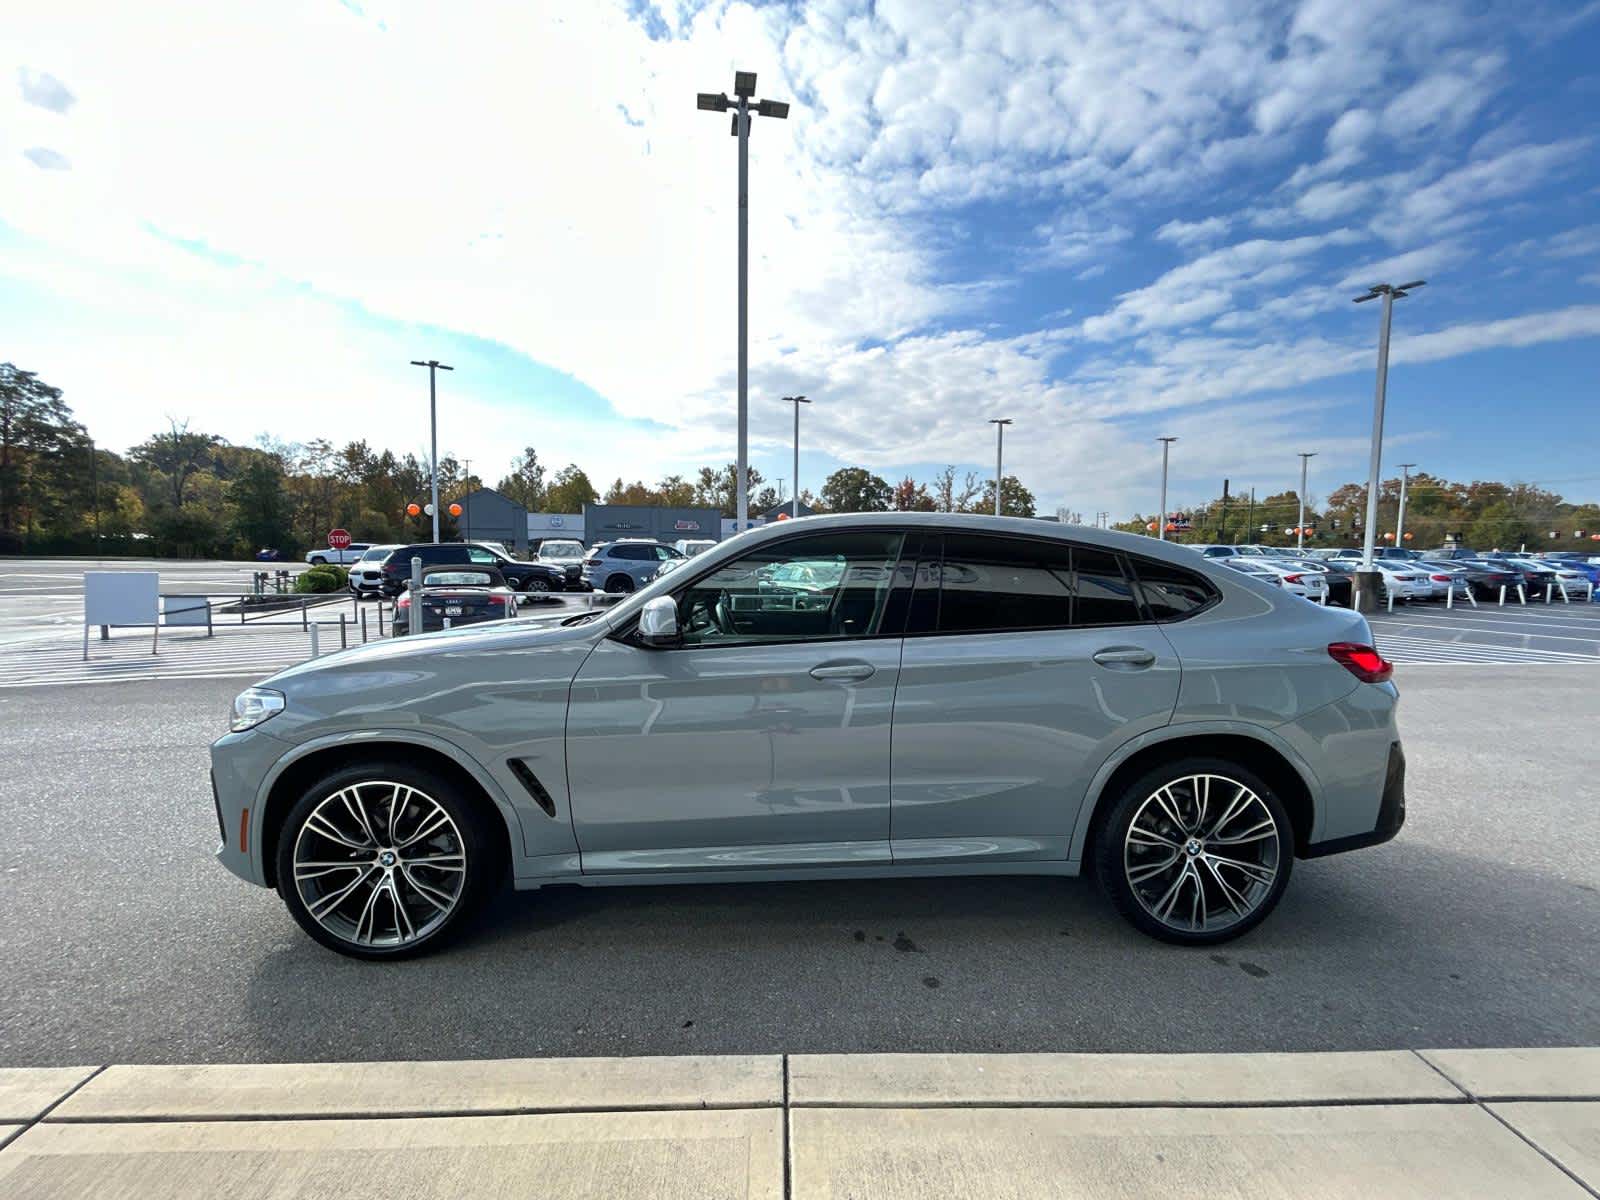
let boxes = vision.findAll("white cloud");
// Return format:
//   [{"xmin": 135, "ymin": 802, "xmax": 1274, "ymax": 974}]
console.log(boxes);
[{"xmin": 1155, "ymin": 216, "xmax": 1231, "ymax": 247}]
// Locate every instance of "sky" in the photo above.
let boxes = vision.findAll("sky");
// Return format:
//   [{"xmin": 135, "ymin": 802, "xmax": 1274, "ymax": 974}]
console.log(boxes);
[{"xmin": 3, "ymin": 0, "xmax": 1599, "ymax": 519}]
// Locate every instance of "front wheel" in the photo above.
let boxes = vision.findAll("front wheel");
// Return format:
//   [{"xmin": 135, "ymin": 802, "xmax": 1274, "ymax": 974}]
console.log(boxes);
[
  {"xmin": 275, "ymin": 762, "xmax": 502, "ymax": 960},
  {"xmin": 1095, "ymin": 758, "xmax": 1292, "ymax": 945},
  {"xmin": 523, "ymin": 577, "xmax": 550, "ymax": 593}
]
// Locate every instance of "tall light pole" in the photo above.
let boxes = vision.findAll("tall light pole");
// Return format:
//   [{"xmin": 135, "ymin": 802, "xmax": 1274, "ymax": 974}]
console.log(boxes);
[
  {"xmin": 1296, "ymin": 452, "xmax": 1317, "ymax": 551},
  {"xmin": 1394, "ymin": 462, "xmax": 1416, "ymax": 549},
  {"xmin": 781, "ymin": 395, "xmax": 810, "ymax": 518},
  {"xmin": 409, "ymin": 359, "xmax": 454, "ymax": 543},
  {"xmin": 1352, "ymin": 280, "xmax": 1424, "ymax": 601},
  {"xmin": 990, "ymin": 419, "xmax": 1013, "ymax": 516},
  {"xmin": 1157, "ymin": 436, "xmax": 1178, "ymax": 540},
  {"xmin": 698, "ymin": 71, "xmax": 790, "ymax": 534}
]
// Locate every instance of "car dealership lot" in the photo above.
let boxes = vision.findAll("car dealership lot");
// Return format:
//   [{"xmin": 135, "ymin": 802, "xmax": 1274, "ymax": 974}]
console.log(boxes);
[{"xmin": 0, "ymin": 662, "xmax": 1595, "ymax": 1067}]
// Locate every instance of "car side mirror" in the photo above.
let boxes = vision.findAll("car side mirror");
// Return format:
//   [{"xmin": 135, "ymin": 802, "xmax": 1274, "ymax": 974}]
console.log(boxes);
[{"xmin": 638, "ymin": 595, "xmax": 681, "ymax": 647}]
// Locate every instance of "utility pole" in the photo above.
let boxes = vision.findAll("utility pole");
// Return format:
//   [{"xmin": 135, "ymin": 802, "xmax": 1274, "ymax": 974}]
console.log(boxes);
[
  {"xmin": 1219, "ymin": 479, "xmax": 1231, "ymax": 543},
  {"xmin": 1393, "ymin": 462, "xmax": 1416, "ymax": 551},
  {"xmin": 89, "ymin": 437, "xmax": 101, "ymax": 555},
  {"xmin": 1296, "ymin": 452, "xmax": 1317, "ymax": 551},
  {"xmin": 698, "ymin": 72, "xmax": 790, "ymax": 535},
  {"xmin": 989, "ymin": 419, "xmax": 1013, "ymax": 516},
  {"xmin": 781, "ymin": 395, "xmax": 810, "ymax": 518},
  {"xmin": 1156, "ymin": 437, "xmax": 1178, "ymax": 540},
  {"xmin": 1352, "ymin": 280, "xmax": 1425, "ymax": 605},
  {"xmin": 409, "ymin": 359, "xmax": 454, "ymax": 542},
  {"xmin": 1247, "ymin": 487, "xmax": 1255, "ymax": 538}
]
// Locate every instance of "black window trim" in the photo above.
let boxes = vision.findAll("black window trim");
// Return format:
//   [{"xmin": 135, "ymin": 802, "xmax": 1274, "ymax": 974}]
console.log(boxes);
[{"xmin": 1123, "ymin": 550, "xmax": 1223, "ymax": 624}]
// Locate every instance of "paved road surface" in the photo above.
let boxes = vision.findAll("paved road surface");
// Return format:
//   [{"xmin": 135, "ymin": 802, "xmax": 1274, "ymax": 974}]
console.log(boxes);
[{"xmin": 2, "ymin": 665, "xmax": 1595, "ymax": 1067}]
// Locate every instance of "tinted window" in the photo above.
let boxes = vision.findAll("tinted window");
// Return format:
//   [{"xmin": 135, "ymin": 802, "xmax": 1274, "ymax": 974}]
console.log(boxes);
[
  {"xmin": 674, "ymin": 531, "xmax": 904, "ymax": 646},
  {"xmin": 1073, "ymin": 546, "xmax": 1140, "ymax": 626},
  {"xmin": 1129, "ymin": 556, "xmax": 1218, "ymax": 621},
  {"xmin": 937, "ymin": 534, "xmax": 1074, "ymax": 633},
  {"xmin": 420, "ymin": 546, "xmax": 461, "ymax": 564},
  {"xmin": 467, "ymin": 547, "xmax": 498, "ymax": 565}
]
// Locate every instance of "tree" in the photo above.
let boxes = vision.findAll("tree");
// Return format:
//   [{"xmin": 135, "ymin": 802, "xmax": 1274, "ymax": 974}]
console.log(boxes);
[
  {"xmin": 0, "ymin": 363, "xmax": 87, "ymax": 539},
  {"xmin": 226, "ymin": 453, "xmax": 294, "ymax": 554},
  {"xmin": 931, "ymin": 465, "xmax": 983, "ymax": 513},
  {"xmin": 820, "ymin": 467, "xmax": 892, "ymax": 513},
  {"xmin": 545, "ymin": 464, "xmax": 598, "ymax": 512},
  {"xmin": 129, "ymin": 420, "xmax": 222, "ymax": 509},
  {"xmin": 655, "ymin": 474, "xmax": 696, "ymax": 507},
  {"xmin": 977, "ymin": 474, "xmax": 1036, "ymax": 518},
  {"xmin": 604, "ymin": 478, "xmax": 657, "ymax": 505},
  {"xmin": 496, "ymin": 446, "xmax": 548, "ymax": 511},
  {"xmin": 892, "ymin": 476, "xmax": 936, "ymax": 512},
  {"xmin": 692, "ymin": 463, "xmax": 766, "ymax": 516}
]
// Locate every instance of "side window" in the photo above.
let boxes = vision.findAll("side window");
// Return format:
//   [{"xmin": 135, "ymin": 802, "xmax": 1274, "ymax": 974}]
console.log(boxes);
[
  {"xmin": 467, "ymin": 547, "xmax": 498, "ymax": 565},
  {"xmin": 1072, "ymin": 547, "xmax": 1141, "ymax": 626},
  {"xmin": 673, "ymin": 531, "xmax": 905, "ymax": 647},
  {"xmin": 419, "ymin": 546, "xmax": 452, "ymax": 565},
  {"xmin": 654, "ymin": 545, "xmax": 676, "ymax": 560},
  {"xmin": 1129, "ymin": 557, "xmax": 1219, "ymax": 621},
  {"xmin": 937, "ymin": 534, "xmax": 1074, "ymax": 633}
]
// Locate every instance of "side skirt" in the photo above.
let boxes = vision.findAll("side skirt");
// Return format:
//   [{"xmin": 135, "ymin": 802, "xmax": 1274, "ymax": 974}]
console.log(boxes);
[{"xmin": 511, "ymin": 859, "xmax": 1081, "ymax": 890}]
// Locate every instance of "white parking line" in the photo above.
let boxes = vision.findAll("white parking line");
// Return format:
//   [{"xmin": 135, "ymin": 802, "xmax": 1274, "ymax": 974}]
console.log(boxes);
[{"xmin": 1370, "ymin": 618, "xmax": 1600, "ymax": 645}]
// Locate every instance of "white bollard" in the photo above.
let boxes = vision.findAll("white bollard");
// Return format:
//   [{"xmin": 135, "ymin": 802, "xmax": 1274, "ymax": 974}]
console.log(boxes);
[
  {"xmin": 1498, "ymin": 584, "xmax": 1506, "ymax": 606},
  {"xmin": 1446, "ymin": 586, "xmax": 1453, "ymax": 610},
  {"xmin": 1589, "ymin": 581, "xmax": 1595, "ymax": 604},
  {"xmin": 1352, "ymin": 588, "xmax": 1362, "ymax": 611},
  {"xmin": 1386, "ymin": 588, "xmax": 1395, "ymax": 613},
  {"xmin": 309, "ymin": 624, "xmax": 320, "ymax": 658},
  {"xmin": 1466, "ymin": 585, "xmax": 1477, "ymax": 608},
  {"xmin": 1517, "ymin": 583, "xmax": 1527, "ymax": 605},
  {"xmin": 1546, "ymin": 581, "xmax": 1553, "ymax": 604}
]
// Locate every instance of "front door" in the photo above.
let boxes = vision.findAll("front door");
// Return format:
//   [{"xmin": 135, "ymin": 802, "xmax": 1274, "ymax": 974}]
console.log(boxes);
[
  {"xmin": 890, "ymin": 532, "xmax": 1182, "ymax": 864},
  {"xmin": 565, "ymin": 529, "xmax": 908, "ymax": 874}
]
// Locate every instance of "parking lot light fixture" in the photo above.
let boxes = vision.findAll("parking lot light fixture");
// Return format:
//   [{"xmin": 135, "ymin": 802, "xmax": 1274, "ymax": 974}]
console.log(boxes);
[
  {"xmin": 1157, "ymin": 437, "xmax": 1178, "ymax": 540},
  {"xmin": 782, "ymin": 395, "xmax": 810, "ymax": 518},
  {"xmin": 698, "ymin": 69, "xmax": 791, "ymax": 535},
  {"xmin": 409, "ymin": 359, "xmax": 455, "ymax": 543},
  {"xmin": 1297, "ymin": 452, "xmax": 1317, "ymax": 551},
  {"xmin": 1352, "ymin": 281, "xmax": 1424, "ymax": 585},
  {"xmin": 990, "ymin": 419, "xmax": 1013, "ymax": 516},
  {"xmin": 1395, "ymin": 463, "xmax": 1416, "ymax": 549}
]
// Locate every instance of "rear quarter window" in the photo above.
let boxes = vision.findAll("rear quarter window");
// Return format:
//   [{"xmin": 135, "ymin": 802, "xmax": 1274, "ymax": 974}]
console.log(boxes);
[{"xmin": 1129, "ymin": 556, "xmax": 1220, "ymax": 621}]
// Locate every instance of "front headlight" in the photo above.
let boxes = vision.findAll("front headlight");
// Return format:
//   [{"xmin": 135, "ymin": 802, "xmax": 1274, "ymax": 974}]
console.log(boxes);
[{"xmin": 231, "ymin": 687, "xmax": 285, "ymax": 732}]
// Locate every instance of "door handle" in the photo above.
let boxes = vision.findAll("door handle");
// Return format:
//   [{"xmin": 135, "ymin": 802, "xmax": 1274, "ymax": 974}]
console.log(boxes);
[
  {"xmin": 1092, "ymin": 647, "xmax": 1156, "ymax": 668},
  {"xmin": 810, "ymin": 662, "xmax": 876, "ymax": 682}
]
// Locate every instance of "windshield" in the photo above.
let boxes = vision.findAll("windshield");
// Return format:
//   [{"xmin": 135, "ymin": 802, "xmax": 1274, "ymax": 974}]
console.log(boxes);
[
  {"xmin": 359, "ymin": 546, "xmax": 392, "ymax": 562},
  {"xmin": 538, "ymin": 541, "xmax": 585, "ymax": 560}
]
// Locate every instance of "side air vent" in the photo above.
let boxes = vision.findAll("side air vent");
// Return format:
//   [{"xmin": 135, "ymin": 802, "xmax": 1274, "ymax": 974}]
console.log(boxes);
[{"xmin": 507, "ymin": 758, "xmax": 558, "ymax": 818}]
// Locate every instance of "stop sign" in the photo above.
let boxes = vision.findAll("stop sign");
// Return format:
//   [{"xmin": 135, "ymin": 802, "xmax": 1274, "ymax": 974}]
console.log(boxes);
[{"xmin": 328, "ymin": 528, "xmax": 352, "ymax": 550}]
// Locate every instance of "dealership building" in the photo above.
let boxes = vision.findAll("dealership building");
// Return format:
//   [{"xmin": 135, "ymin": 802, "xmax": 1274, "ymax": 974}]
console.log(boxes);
[{"xmin": 459, "ymin": 490, "xmax": 730, "ymax": 553}]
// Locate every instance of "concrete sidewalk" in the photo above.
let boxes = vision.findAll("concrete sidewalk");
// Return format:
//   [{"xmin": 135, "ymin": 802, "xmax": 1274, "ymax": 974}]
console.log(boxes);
[{"xmin": 1, "ymin": 1048, "xmax": 1597, "ymax": 1197}]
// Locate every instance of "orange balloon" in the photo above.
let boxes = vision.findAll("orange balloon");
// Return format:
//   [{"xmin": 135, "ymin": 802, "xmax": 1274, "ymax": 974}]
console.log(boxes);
[
  {"xmin": 776, "ymin": 512, "xmax": 790, "ymax": 520},
  {"xmin": 1146, "ymin": 521, "xmax": 1157, "ymax": 531},
  {"xmin": 406, "ymin": 503, "xmax": 421, "ymax": 516},
  {"xmin": 448, "ymin": 502, "xmax": 462, "ymax": 517},
  {"xmin": 1402, "ymin": 531, "xmax": 1413, "ymax": 540}
]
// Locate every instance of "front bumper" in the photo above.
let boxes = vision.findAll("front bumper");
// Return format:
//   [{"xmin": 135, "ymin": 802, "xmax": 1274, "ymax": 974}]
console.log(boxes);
[
  {"xmin": 210, "ymin": 727, "xmax": 296, "ymax": 887},
  {"xmin": 1302, "ymin": 741, "xmax": 1406, "ymax": 858}
]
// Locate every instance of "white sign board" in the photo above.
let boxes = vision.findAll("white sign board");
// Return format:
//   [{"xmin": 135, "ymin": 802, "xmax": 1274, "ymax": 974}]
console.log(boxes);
[
  {"xmin": 83, "ymin": 571, "xmax": 160, "ymax": 658},
  {"xmin": 162, "ymin": 594, "xmax": 212, "ymax": 629}
]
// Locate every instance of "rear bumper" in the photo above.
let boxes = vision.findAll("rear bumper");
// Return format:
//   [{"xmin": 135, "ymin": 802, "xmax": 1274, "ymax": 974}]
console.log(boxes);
[{"xmin": 1302, "ymin": 741, "xmax": 1406, "ymax": 858}]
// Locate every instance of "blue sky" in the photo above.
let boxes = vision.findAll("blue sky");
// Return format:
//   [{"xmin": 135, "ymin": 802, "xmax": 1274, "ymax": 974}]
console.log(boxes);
[{"xmin": 3, "ymin": 0, "xmax": 1598, "ymax": 517}]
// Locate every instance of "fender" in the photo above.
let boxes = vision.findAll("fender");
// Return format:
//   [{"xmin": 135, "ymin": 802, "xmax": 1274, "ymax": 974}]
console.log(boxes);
[
  {"xmin": 1066, "ymin": 719, "xmax": 1324, "ymax": 861},
  {"xmin": 248, "ymin": 726, "xmax": 528, "ymax": 881}
]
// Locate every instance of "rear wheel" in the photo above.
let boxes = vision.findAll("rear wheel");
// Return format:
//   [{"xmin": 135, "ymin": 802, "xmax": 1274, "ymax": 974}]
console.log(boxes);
[
  {"xmin": 605, "ymin": 573, "xmax": 635, "ymax": 594},
  {"xmin": 309, "ymin": 555, "xmax": 327, "ymax": 565},
  {"xmin": 1095, "ymin": 757, "xmax": 1292, "ymax": 945},
  {"xmin": 275, "ymin": 761, "xmax": 503, "ymax": 960}
]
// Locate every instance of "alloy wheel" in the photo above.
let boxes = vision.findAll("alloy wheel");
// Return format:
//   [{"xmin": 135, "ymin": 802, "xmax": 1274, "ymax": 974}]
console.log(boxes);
[
  {"xmin": 1122, "ymin": 773, "xmax": 1281, "ymax": 935},
  {"xmin": 291, "ymin": 781, "xmax": 467, "ymax": 948}
]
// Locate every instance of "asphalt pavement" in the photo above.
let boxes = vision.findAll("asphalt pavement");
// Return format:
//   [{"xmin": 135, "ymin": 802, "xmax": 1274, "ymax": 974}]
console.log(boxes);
[{"xmin": 1, "ymin": 665, "xmax": 1596, "ymax": 1067}]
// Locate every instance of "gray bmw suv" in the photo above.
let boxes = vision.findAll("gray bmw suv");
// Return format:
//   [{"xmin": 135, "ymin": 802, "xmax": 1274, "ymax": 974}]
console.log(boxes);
[{"xmin": 211, "ymin": 514, "xmax": 1404, "ymax": 959}]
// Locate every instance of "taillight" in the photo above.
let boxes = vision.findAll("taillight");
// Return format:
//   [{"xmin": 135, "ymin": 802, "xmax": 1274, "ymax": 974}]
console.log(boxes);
[
  {"xmin": 397, "ymin": 594, "xmax": 411, "ymax": 609},
  {"xmin": 1431, "ymin": 574, "xmax": 1451, "ymax": 582},
  {"xmin": 1328, "ymin": 642, "xmax": 1393, "ymax": 684},
  {"xmin": 582, "ymin": 558, "xmax": 599, "ymax": 567},
  {"xmin": 1282, "ymin": 573, "xmax": 1303, "ymax": 583},
  {"xmin": 489, "ymin": 594, "xmax": 509, "ymax": 607}
]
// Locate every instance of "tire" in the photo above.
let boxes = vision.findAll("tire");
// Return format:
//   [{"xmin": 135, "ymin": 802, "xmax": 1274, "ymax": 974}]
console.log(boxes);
[
  {"xmin": 524, "ymin": 577, "xmax": 550, "ymax": 593},
  {"xmin": 274, "ymin": 760, "xmax": 504, "ymax": 960},
  {"xmin": 1095, "ymin": 756, "xmax": 1293, "ymax": 946},
  {"xmin": 605, "ymin": 573, "xmax": 635, "ymax": 594},
  {"xmin": 309, "ymin": 555, "xmax": 328, "ymax": 565}
]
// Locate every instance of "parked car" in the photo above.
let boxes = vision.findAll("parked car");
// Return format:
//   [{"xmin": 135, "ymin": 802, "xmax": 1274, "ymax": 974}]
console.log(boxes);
[
  {"xmin": 378, "ymin": 542, "xmax": 564, "ymax": 596},
  {"xmin": 348, "ymin": 544, "xmax": 402, "ymax": 597},
  {"xmin": 581, "ymin": 539, "xmax": 684, "ymax": 593},
  {"xmin": 254, "ymin": 547, "xmax": 284, "ymax": 562},
  {"xmin": 1439, "ymin": 559, "xmax": 1522, "ymax": 600},
  {"xmin": 1323, "ymin": 547, "xmax": 1420, "ymax": 563},
  {"xmin": 1224, "ymin": 557, "xmax": 1328, "ymax": 601},
  {"xmin": 212, "ymin": 514, "xmax": 1405, "ymax": 959},
  {"xmin": 674, "ymin": 538, "xmax": 718, "ymax": 557},
  {"xmin": 1503, "ymin": 557, "xmax": 1589, "ymax": 597},
  {"xmin": 1272, "ymin": 556, "xmax": 1354, "ymax": 607},
  {"xmin": 1408, "ymin": 560, "xmax": 1478, "ymax": 602},
  {"xmin": 306, "ymin": 542, "xmax": 370, "ymax": 567},
  {"xmin": 392, "ymin": 566, "xmax": 519, "ymax": 636},
  {"xmin": 533, "ymin": 538, "xmax": 590, "ymax": 590},
  {"xmin": 1477, "ymin": 556, "xmax": 1552, "ymax": 599},
  {"xmin": 1366, "ymin": 561, "xmax": 1431, "ymax": 602},
  {"xmin": 1219, "ymin": 559, "xmax": 1281, "ymax": 583}
]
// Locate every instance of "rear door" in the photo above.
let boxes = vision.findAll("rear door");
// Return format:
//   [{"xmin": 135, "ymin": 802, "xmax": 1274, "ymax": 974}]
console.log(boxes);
[{"xmin": 889, "ymin": 533, "xmax": 1181, "ymax": 865}]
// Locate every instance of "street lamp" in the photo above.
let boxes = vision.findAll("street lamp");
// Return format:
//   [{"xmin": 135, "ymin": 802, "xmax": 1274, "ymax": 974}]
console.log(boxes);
[
  {"xmin": 409, "ymin": 359, "xmax": 454, "ymax": 543},
  {"xmin": 1395, "ymin": 462, "xmax": 1416, "ymax": 549},
  {"xmin": 1296, "ymin": 452, "xmax": 1317, "ymax": 551},
  {"xmin": 1157, "ymin": 437, "xmax": 1178, "ymax": 540},
  {"xmin": 698, "ymin": 70, "xmax": 791, "ymax": 534},
  {"xmin": 1352, "ymin": 280, "xmax": 1424, "ymax": 601},
  {"xmin": 781, "ymin": 395, "xmax": 810, "ymax": 518},
  {"xmin": 989, "ymin": 419, "xmax": 1013, "ymax": 516}
]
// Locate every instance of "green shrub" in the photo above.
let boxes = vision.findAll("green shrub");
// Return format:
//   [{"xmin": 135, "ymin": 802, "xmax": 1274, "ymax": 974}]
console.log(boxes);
[{"xmin": 293, "ymin": 565, "xmax": 348, "ymax": 593}]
